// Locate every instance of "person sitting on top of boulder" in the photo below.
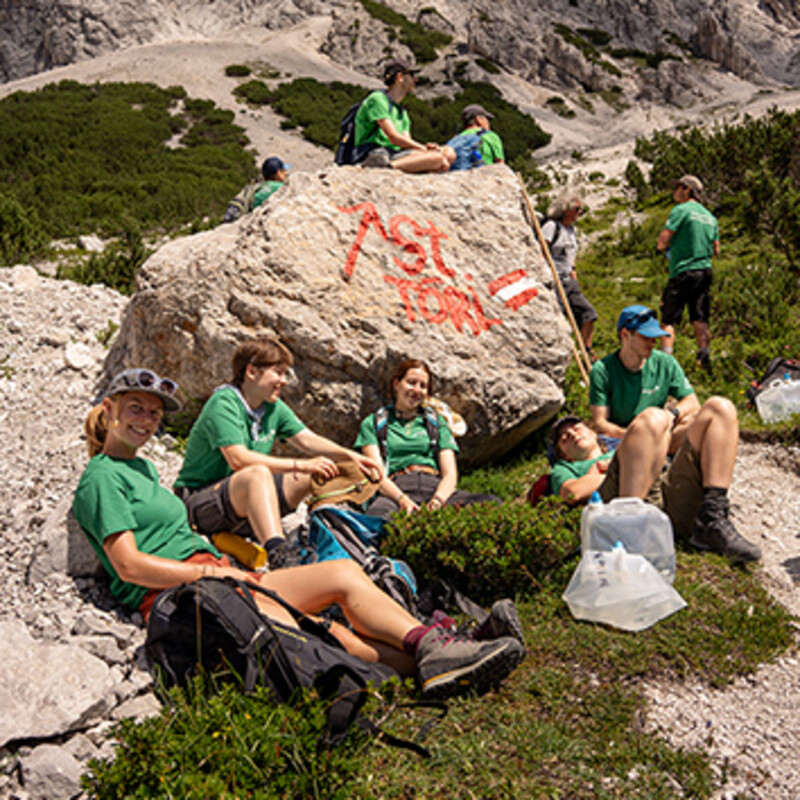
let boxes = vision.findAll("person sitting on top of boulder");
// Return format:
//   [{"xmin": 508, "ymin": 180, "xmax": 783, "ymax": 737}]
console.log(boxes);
[
  {"xmin": 353, "ymin": 60, "xmax": 456, "ymax": 173},
  {"xmin": 450, "ymin": 103, "xmax": 505, "ymax": 168},
  {"xmin": 221, "ymin": 157, "xmax": 290, "ymax": 223},
  {"xmin": 173, "ymin": 337, "xmax": 382, "ymax": 570},
  {"xmin": 355, "ymin": 358, "xmax": 500, "ymax": 520},
  {"xmin": 72, "ymin": 367, "xmax": 526, "ymax": 698}
]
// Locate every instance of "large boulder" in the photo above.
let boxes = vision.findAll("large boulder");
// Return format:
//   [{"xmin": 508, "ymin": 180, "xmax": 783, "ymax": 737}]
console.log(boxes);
[{"xmin": 106, "ymin": 165, "xmax": 571, "ymax": 465}]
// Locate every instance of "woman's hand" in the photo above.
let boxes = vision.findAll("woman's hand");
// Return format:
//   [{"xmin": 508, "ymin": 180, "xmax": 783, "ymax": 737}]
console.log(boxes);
[
  {"xmin": 351, "ymin": 451, "xmax": 385, "ymax": 481},
  {"xmin": 300, "ymin": 456, "xmax": 339, "ymax": 479},
  {"xmin": 397, "ymin": 493, "xmax": 420, "ymax": 513}
]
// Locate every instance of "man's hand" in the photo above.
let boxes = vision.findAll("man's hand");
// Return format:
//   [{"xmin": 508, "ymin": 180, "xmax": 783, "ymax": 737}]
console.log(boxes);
[{"xmin": 301, "ymin": 456, "xmax": 339, "ymax": 479}]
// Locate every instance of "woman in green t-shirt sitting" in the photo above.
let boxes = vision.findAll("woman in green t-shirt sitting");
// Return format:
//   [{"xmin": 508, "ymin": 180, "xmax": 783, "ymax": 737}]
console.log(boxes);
[
  {"xmin": 356, "ymin": 359, "xmax": 500, "ymax": 520},
  {"xmin": 72, "ymin": 368, "xmax": 525, "ymax": 696}
]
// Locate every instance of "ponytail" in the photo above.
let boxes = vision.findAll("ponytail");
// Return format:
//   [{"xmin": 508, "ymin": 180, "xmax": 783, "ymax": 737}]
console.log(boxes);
[{"xmin": 84, "ymin": 404, "xmax": 109, "ymax": 458}]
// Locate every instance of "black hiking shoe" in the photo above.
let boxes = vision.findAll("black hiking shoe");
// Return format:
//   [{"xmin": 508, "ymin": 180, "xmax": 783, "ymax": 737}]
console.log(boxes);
[
  {"xmin": 470, "ymin": 599, "xmax": 526, "ymax": 647},
  {"xmin": 266, "ymin": 540, "xmax": 303, "ymax": 571},
  {"xmin": 690, "ymin": 496, "xmax": 761, "ymax": 564},
  {"xmin": 416, "ymin": 625, "xmax": 525, "ymax": 699},
  {"xmin": 696, "ymin": 348, "xmax": 711, "ymax": 372}
]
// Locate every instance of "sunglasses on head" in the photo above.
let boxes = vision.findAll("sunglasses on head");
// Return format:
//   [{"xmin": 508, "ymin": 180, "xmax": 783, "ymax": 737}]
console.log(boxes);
[
  {"xmin": 627, "ymin": 309, "xmax": 656, "ymax": 327},
  {"xmin": 119, "ymin": 369, "xmax": 178, "ymax": 396}
]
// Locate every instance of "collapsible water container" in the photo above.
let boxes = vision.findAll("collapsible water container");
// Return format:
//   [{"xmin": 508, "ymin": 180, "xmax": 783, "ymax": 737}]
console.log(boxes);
[
  {"xmin": 580, "ymin": 494, "xmax": 676, "ymax": 583},
  {"xmin": 756, "ymin": 375, "xmax": 800, "ymax": 423}
]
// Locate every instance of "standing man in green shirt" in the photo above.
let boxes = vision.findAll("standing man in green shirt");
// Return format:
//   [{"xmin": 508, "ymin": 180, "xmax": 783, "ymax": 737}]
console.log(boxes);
[
  {"xmin": 174, "ymin": 337, "xmax": 382, "ymax": 569},
  {"xmin": 457, "ymin": 103, "xmax": 504, "ymax": 165},
  {"xmin": 353, "ymin": 60, "xmax": 455, "ymax": 173},
  {"xmin": 587, "ymin": 304, "xmax": 760, "ymax": 562},
  {"xmin": 656, "ymin": 174, "xmax": 719, "ymax": 370}
]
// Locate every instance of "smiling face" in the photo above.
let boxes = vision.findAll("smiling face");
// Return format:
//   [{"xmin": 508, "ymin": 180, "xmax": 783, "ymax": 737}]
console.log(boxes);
[
  {"xmin": 247, "ymin": 362, "xmax": 290, "ymax": 406},
  {"xmin": 393, "ymin": 367, "xmax": 430, "ymax": 414},
  {"xmin": 103, "ymin": 391, "xmax": 164, "ymax": 457}
]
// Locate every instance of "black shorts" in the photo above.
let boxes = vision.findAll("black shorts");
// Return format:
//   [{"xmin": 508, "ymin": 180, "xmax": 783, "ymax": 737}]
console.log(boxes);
[
  {"xmin": 178, "ymin": 473, "xmax": 291, "ymax": 539},
  {"xmin": 660, "ymin": 269, "xmax": 712, "ymax": 326},
  {"xmin": 557, "ymin": 275, "xmax": 598, "ymax": 329}
]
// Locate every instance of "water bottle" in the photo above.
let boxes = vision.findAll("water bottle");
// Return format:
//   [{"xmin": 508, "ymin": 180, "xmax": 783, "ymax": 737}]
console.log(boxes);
[
  {"xmin": 580, "ymin": 495, "xmax": 676, "ymax": 583},
  {"xmin": 470, "ymin": 146, "xmax": 484, "ymax": 167},
  {"xmin": 782, "ymin": 374, "xmax": 800, "ymax": 418},
  {"xmin": 756, "ymin": 375, "xmax": 793, "ymax": 423}
]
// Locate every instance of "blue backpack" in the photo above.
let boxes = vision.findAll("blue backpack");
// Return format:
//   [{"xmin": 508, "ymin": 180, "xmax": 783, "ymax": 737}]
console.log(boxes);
[
  {"xmin": 446, "ymin": 129, "xmax": 487, "ymax": 171},
  {"xmin": 301, "ymin": 506, "xmax": 418, "ymax": 614}
]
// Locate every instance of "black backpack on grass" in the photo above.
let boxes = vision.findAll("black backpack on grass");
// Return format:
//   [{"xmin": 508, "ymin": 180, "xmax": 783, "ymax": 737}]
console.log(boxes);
[{"xmin": 145, "ymin": 576, "xmax": 401, "ymax": 747}]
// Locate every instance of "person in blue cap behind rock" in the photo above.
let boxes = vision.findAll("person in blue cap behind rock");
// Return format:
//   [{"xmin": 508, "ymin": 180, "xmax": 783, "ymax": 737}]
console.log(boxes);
[
  {"xmin": 222, "ymin": 156, "xmax": 291, "ymax": 223},
  {"xmin": 584, "ymin": 304, "xmax": 761, "ymax": 563}
]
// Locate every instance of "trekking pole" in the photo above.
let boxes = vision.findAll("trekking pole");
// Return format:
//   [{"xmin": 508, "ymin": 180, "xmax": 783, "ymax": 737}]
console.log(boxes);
[{"xmin": 516, "ymin": 172, "xmax": 593, "ymax": 384}]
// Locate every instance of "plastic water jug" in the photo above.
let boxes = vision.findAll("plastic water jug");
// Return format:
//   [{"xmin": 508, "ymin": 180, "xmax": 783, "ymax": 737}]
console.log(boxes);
[
  {"xmin": 756, "ymin": 373, "xmax": 800, "ymax": 423},
  {"xmin": 580, "ymin": 493, "xmax": 676, "ymax": 583},
  {"xmin": 563, "ymin": 543, "xmax": 687, "ymax": 632}
]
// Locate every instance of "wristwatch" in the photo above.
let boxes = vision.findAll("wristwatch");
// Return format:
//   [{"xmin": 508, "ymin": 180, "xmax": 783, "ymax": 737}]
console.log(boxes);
[{"xmin": 669, "ymin": 406, "xmax": 681, "ymax": 427}]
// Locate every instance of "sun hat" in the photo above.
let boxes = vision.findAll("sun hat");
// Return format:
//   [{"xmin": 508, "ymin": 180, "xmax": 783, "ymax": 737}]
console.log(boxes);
[
  {"xmin": 307, "ymin": 461, "xmax": 382, "ymax": 509},
  {"xmin": 616, "ymin": 305, "xmax": 669, "ymax": 338},
  {"xmin": 104, "ymin": 368, "xmax": 182, "ymax": 412},
  {"xmin": 678, "ymin": 174, "xmax": 703, "ymax": 195},
  {"xmin": 547, "ymin": 415, "xmax": 583, "ymax": 465}
]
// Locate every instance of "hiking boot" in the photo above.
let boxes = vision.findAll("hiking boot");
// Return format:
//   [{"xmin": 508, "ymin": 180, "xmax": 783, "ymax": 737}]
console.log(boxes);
[
  {"xmin": 690, "ymin": 497, "xmax": 761, "ymax": 564},
  {"xmin": 266, "ymin": 540, "xmax": 303, "ymax": 570},
  {"xmin": 416, "ymin": 624, "xmax": 525, "ymax": 699},
  {"xmin": 362, "ymin": 148, "xmax": 392, "ymax": 169},
  {"xmin": 470, "ymin": 599, "xmax": 525, "ymax": 647}
]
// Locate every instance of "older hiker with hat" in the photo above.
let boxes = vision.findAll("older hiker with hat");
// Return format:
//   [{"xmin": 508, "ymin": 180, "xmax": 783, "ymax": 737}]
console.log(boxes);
[
  {"xmin": 355, "ymin": 358, "xmax": 500, "ymax": 520},
  {"xmin": 353, "ymin": 60, "xmax": 456, "ymax": 173},
  {"xmin": 585, "ymin": 304, "xmax": 761, "ymax": 563},
  {"xmin": 656, "ymin": 173, "xmax": 719, "ymax": 369},
  {"xmin": 73, "ymin": 366, "xmax": 525, "ymax": 696},
  {"xmin": 456, "ymin": 103, "xmax": 505, "ymax": 166}
]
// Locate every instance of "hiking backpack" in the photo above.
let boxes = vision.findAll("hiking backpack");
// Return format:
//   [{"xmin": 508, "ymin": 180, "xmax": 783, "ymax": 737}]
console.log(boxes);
[
  {"xmin": 745, "ymin": 357, "xmax": 800, "ymax": 405},
  {"xmin": 445, "ymin": 129, "xmax": 488, "ymax": 171},
  {"xmin": 374, "ymin": 404, "xmax": 441, "ymax": 466},
  {"xmin": 334, "ymin": 90, "xmax": 393, "ymax": 166},
  {"xmin": 145, "ymin": 576, "xmax": 401, "ymax": 746},
  {"xmin": 300, "ymin": 506, "xmax": 419, "ymax": 615},
  {"xmin": 536, "ymin": 213, "xmax": 561, "ymax": 249}
]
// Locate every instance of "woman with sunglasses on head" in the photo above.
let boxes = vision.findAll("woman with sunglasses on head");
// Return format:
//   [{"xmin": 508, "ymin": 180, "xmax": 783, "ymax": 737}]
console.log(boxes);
[
  {"xmin": 355, "ymin": 359, "xmax": 500, "ymax": 520},
  {"xmin": 540, "ymin": 191, "xmax": 598, "ymax": 358},
  {"xmin": 72, "ymin": 368, "xmax": 525, "ymax": 697}
]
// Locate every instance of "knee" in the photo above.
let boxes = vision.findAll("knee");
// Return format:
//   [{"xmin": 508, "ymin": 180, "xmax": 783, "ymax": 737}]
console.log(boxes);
[
  {"xmin": 702, "ymin": 395, "xmax": 737, "ymax": 422},
  {"xmin": 236, "ymin": 464, "xmax": 275, "ymax": 491},
  {"xmin": 630, "ymin": 407, "xmax": 671, "ymax": 439}
]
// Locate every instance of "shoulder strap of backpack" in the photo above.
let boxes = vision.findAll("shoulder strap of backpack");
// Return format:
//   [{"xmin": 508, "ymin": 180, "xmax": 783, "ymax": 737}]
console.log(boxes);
[
  {"xmin": 374, "ymin": 405, "xmax": 391, "ymax": 464},
  {"xmin": 421, "ymin": 405, "xmax": 441, "ymax": 461}
]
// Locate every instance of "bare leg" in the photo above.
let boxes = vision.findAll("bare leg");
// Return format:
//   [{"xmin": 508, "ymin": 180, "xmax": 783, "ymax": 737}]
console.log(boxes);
[
  {"xmin": 692, "ymin": 320, "xmax": 711, "ymax": 350},
  {"xmin": 685, "ymin": 396, "xmax": 738, "ymax": 488},
  {"xmin": 256, "ymin": 560, "xmax": 419, "ymax": 650},
  {"xmin": 227, "ymin": 465, "xmax": 284, "ymax": 544},
  {"xmin": 660, "ymin": 324, "xmax": 675, "ymax": 353},
  {"xmin": 580, "ymin": 319, "xmax": 595, "ymax": 350},
  {"xmin": 280, "ymin": 472, "xmax": 313, "ymax": 511},
  {"xmin": 616, "ymin": 407, "xmax": 671, "ymax": 497},
  {"xmin": 392, "ymin": 149, "xmax": 453, "ymax": 174}
]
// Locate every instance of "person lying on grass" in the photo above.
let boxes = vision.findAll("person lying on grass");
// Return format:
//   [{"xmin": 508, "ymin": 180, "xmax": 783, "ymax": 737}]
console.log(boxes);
[
  {"xmin": 72, "ymin": 368, "xmax": 526, "ymax": 698},
  {"xmin": 355, "ymin": 358, "xmax": 500, "ymax": 520},
  {"xmin": 173, "ymin": 337, "xmax": 381, "ymax": 570},
  {"xmin": 549, "ymin": 410, "xmax": 761, "ymax": 565}
]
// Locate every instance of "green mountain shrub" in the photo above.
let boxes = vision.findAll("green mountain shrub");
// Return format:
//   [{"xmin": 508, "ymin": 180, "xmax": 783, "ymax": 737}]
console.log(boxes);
[
  {"xmin": 384, "ymin": 497, "xmax": 580, "ymax": 603},
  {"xmin": 0, "ymin": 193, "xmax": 47, "ymax": 265},
  {"xmin": 0, "ymin": 80, "xmax": 256, "ymax": 243}
]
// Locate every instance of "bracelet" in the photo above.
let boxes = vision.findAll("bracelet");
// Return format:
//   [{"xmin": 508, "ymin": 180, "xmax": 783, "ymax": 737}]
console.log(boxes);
[
  {"xmin": 430, "ymin": 497, "xmax": 443, "ymax": 509},
  {"xmin": 396, "ymin": 491, "xmax": 405, "ymax": 503},
  {"xmin": 669, "ymin": 406, "xmax": 680, "ymax": 428}
]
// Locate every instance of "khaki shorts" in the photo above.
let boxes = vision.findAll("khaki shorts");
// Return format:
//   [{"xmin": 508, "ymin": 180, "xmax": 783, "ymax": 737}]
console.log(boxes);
[{"xmin": 598, "ymin": 439, "xmax": 702, "ymax": 541}]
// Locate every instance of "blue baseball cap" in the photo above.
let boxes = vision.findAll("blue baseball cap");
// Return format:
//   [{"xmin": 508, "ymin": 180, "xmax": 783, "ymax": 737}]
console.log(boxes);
[
  {"xmin": 261, "ymin": 157, "xmax": 291, "ymax": 179},
  {"xmin": 616, "ymin": 305, "xmax": 668, "ymax": 338}
]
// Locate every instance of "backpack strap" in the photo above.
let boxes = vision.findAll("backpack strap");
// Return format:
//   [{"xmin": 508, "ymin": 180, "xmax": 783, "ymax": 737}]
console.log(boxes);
[
  {"xmin": 421, "ymin": 405, "xmax": 441, "ymax": 462},
  {"xmin": 374, "ymin": 404, "xmax": 441, "ymax": 465}
]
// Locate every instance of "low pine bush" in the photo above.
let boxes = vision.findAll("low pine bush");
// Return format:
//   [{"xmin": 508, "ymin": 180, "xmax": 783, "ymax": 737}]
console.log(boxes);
[
  {"xmin": 385, "ymin": 497, "xmax": 580, "ymax": 603},
  {"xmin": 0, "ymin": 193, "xmax": 47, "ymax": 265}
]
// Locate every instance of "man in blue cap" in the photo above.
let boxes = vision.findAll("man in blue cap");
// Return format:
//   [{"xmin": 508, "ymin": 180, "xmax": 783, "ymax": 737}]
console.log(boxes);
[
  {"xmin": 583, "ymin": 303, "xmax": 761, "ymax": 563},
  {"xmin": 222, "ymin": 156, "xmax": 291, "ymax": 223}
]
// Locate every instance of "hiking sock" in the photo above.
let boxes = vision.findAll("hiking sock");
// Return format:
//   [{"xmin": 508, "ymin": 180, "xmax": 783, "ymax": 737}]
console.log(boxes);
[
  {"xmin": 403, "ymin": 623, "xmax": 438, "ymax": 655},
  {"xmin": 265, "ymin": 537, "xmax": 288, "ymax": 569}
]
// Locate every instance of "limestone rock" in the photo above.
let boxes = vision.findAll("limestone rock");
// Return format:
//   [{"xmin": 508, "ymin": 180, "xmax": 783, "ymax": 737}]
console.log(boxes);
[
  {"xmin": 20, "ymin": 744, "xmax": 82, "ymax": 800},
  {"xmin": 106, "ymin": 166, "xmax": 571, "ymax": 465},
  {"xmin": 0, "ymin": 620, "xmax": 114, "ymax": 747}
]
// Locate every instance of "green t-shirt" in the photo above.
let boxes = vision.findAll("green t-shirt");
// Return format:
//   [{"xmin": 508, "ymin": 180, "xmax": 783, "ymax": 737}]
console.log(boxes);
[
  {"xmin": 73, "ymin": 455, "xmax": 218, "ymax": 609},
  {"xmin": 589, "ymin": 350, "xmax": 694, "ymax": 427},
  {"xmin": 460, "ymin": 126, "xmax": 504, "ymax": 164},
  {"xmin": 354, "ymin": 90, "xmax": 410, "ymax": 152},
  {"xmin": 174, "ymin": 388, "xmax": 306, "ymax": 490},
  {"xmin": 666, "ymin": 200, "xmax": 718, "ymax": 278},
  {"xmin": 252, "ymin": 181, "xmax": 283, "ymax": 209},
  {"xmin": 354, "ymin": 408, "xmax": 457, "ymax": 475},
  {"xmin": 551, "ymin": 451, "xmax": 614, "ymax": 497}
]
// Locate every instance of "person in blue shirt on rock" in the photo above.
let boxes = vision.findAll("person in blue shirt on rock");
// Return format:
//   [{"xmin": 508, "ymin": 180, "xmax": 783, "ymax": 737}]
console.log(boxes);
[{"xmin": 353, "ymin": 60, "xmax": 455, "ymax": 173}]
